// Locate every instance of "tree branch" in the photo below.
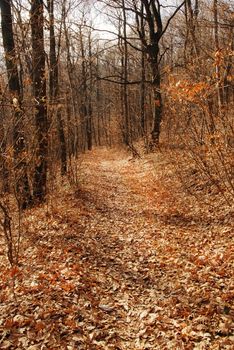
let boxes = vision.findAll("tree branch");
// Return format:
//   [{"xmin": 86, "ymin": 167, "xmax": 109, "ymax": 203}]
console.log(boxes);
[{"xmin": 160, "ymin": 1, "xmax": 186, "ymax": 39}]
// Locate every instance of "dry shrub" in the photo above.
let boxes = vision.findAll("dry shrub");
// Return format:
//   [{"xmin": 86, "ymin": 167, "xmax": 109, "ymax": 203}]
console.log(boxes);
[
  {"xmin": 0, "ymin": 197, "xmax": 23, "ymax": 266},
  {"xmin": 162, "ymin": 78, "xmax": 234, "ymax": 210},
  {"xmin": 67, "ymin": 154, "xmax": 85, "ymax": 190}
]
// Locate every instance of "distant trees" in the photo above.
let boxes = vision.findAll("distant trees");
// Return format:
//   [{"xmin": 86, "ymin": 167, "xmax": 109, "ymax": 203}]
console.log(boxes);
[{"xmin": 95, "ymin": 0, "xmax": 186, "ymax": 147}]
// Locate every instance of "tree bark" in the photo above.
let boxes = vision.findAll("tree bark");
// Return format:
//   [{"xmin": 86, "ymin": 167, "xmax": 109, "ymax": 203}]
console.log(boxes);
[
  {"xmin": 143, "ymin": 0, "xmax": 163, "ymax": 147},
  {"xmin": 80, "ymin": 27, "xmax": 92, "ymax": 151},
  {"xmin": 0, "ymin": 0, "xmax": 32, "ymax": 208},
  {"xmin": 122, "ymin": 0, "xmax": 131, "ymax": 146},
  {"xmin": 185, "ymin": 0, "xmax": 200, "ymax": 59},
  {"xmin": 133, "ymin": 0, "xmax": 185, "ymax": 148},
  {"xmin": 140, "ymin": 2, "xmax": 146, "ymax": 136},
  {"xmin": 213, "ymin": 0, "xmax": 223, "ymax": 111},
  {"xmin": 31, "ymin": 0, "xmax": 48, "ymax": 202},
  {"xmin": 48, "ymin": 0, "xmax": 67, "ymax": 175}
]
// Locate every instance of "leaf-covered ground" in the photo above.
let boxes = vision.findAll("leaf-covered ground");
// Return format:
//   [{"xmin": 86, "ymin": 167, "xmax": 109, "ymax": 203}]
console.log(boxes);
[{"xmin": 0, "ymin": 148, "xmax": 233, "ymax": 349}]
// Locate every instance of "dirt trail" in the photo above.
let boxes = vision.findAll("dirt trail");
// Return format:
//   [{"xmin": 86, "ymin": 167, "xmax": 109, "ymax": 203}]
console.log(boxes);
[
  {"xmin": 0, "ymin": 148, "xmax": 233, "ymax": 350},
  {"xmin": 71, "ymin": 150, "xmax": 164, "ymax": 347}
]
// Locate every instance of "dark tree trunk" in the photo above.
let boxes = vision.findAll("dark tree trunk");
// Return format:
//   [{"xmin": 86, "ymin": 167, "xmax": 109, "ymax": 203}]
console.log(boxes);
[
  {"xmin": 95, "ymin": 54, "xmax": 102, "ymax": 146},
  {"xmin": 80, "ymin": 27, "xmax": 92, "ymax": 151},
  {"xmin": 134, "ymin": 0, "xmax": 185, "ymax": 148},
  {"xmin": 213, "ymin": 0, "xmax": 223, "ymax": 111},
  {"xmin": 63, "ymin": 18, "xmax": 78, "ymax": 157},
  {"xmin": 185, "ymin": 0, "xmax": 200, "ymax": 59},
  {"xmin": 0, "ymin": 0, "xmax": 32, "ymax": 208},
  {"xmin": 133, "ymin": 0, "xmax": 164, "ymax": 147},
  {"xmin": 87, "ymin": 31, "xmax": 93, "ymax": 150},
  {"xmin": 143, "ymin": 0, "xmax": 163, "ymax": 147},
  {"xmin": 48, "ymin": 0, "xmax": 67, "ymax": 175},
  {"xmin": 140, "ymin": 47, "xmax": 146, "ymax": 135},
  {"xmin": 150, "ymin": 55, "xmax": 162, "ymax": 145},
  {"xmin": 122, "ymin": 0, "xmax": 131, "ymax": 146},
  {"xmin": 31, "ymin": 0, "xmax": 48, "ymax": 202}
]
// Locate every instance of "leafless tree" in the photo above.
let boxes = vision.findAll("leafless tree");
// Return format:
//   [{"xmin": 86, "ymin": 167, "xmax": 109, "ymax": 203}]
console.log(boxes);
[{"xmin": 31, "ymin": 0, "xmax": 48, "ymax": 202}]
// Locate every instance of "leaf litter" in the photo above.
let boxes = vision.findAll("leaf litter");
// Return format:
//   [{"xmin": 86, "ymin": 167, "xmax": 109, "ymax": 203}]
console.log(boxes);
[{"xmin": 0, "ymin": 148, "xmax": 233, "ymax": 349}]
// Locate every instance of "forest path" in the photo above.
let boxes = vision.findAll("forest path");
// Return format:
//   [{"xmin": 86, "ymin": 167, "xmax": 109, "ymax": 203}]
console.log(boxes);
[
  {"xmin": 0, "ymin": 148, "xmax": 233, "ymax": 349},
  {"xmin": 51, "ymin": 148, "xmax": 232, "ymax": 349},
  {"xmin": 67, "ymin": 149, "xmax": 166, "ymax": 348}
]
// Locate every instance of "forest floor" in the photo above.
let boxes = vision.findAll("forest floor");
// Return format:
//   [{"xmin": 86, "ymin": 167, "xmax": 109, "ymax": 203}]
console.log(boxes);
[{"xmin": 0, "ymin": 148, "xmax": 233, "ymax": 350}]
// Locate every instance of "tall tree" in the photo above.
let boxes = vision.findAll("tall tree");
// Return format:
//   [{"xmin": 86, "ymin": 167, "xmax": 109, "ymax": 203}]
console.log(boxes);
[
  {"xmin": 121, "ymin": 0, "xmax": 131, "ymax": 146},
  {"xmin": 47, "ymin": 0, "xmax": 67, "ymax": 175},
  {"xmin": 31, "ymin": 0, "xmax": 48, "ymax": 202},
  {"xmin": 140, "ymin": 2, "xmax": 146, "ymax": 136},
  {"xmin": 134, "ymin": 0, "xmax": 185, "ymax": 147},
  {"xmin": 0, "ymin": 0, "xmax": 32, "ymax": 208},
  {"xmin": 79, "ymin": 25, "xmax": 93, "ymax": 151},
  {"xmin": 213, "ymin": 0, "xmax": 223, "ymax": 112},
  {"xmin": 184, "ymin": 0, "xmax": 200, "ymax": 62}
]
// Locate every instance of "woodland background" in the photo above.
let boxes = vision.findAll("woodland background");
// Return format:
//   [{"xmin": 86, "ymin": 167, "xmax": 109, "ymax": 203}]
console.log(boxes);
[{"xmin": 0, "ymin": 0, "xmax": 233, "ymax": 209}]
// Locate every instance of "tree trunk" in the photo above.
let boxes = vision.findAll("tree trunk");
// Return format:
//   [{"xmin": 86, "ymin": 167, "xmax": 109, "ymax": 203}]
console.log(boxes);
[
  {"xmin": 95, "ymin": 53, "xmax": 102, "ymax": 146},
  {"xmin": 31, "ymin": 0, "xmax": 48, "ymax": 202},
  {"xmin": 80, "ymin": 27, "xmax": 92, "ymax": 151},
  {"xmin": 0, "ymin": 105, "xmax": 9, "ymax": 193},
  {"xmin": 63, "ymin": 17, "xmax": 78, "ymax": 157},
  {"xmin": 185, "ymin": 0, "xmax": 200, "ymax": 59},
  {"xmin": 135, "ymin": 0, "xmax": 164, "ymax": 147},
  {"xmin": 133, "ymin": 0, "xmax": 185, "ymax": 148},
  {"xmin": 223, "ymin": 25, "xmax": 233, "ymax": 104},
  {"xmin": 122, "ymin": 0, "xmax": 131, "ymax": 146},
  {"xmin": 213, "ymin": 0, "xmax": 223, "ymax": 112},
  {"xmin": 150, "ymin": 55, "xmax": 162, "ymax": 146},
  {"xmin": 48, "ymin": 0, "xmax": 67, "ymax": 175},
  {"xmin": 140, "ymin": 47, "xmax": 146, "ymax": 136},
  {"xmin": 87, "ymin": 31, "xmax": 93, "ymax": 150},
  {"xmin": 0, "ymin": 0, "xmax": 32, "ymax": 208}
]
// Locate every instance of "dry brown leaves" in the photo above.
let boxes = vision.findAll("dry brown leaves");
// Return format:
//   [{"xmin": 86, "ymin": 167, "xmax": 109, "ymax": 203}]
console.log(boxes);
[{"xmin": 0, "ymin": 148, "xmax": 233, "ymax": 349}]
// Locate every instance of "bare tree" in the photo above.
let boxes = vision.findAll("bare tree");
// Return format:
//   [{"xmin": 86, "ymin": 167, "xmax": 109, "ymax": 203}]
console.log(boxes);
[
  {"xmin": 79, "ymin": 25, "xmax": 93, "ymax": 151},
  {"xmin": 184, "ymin": 0, "xmax": 200, "ymax": 62},
  {"xmin": 134, "ymin": 0, "xmax": 185, "ymax": 147},
  {"xmin": 31, "ymin": 0, "xmax": 48, "ymax": 202},
  {"xmin": 47, "ymin": 0, "xmax": 67, "ymax": 175},
  {"xmin": 213, "ymin": 0, "xmax": 224, "ymax": 112}
]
